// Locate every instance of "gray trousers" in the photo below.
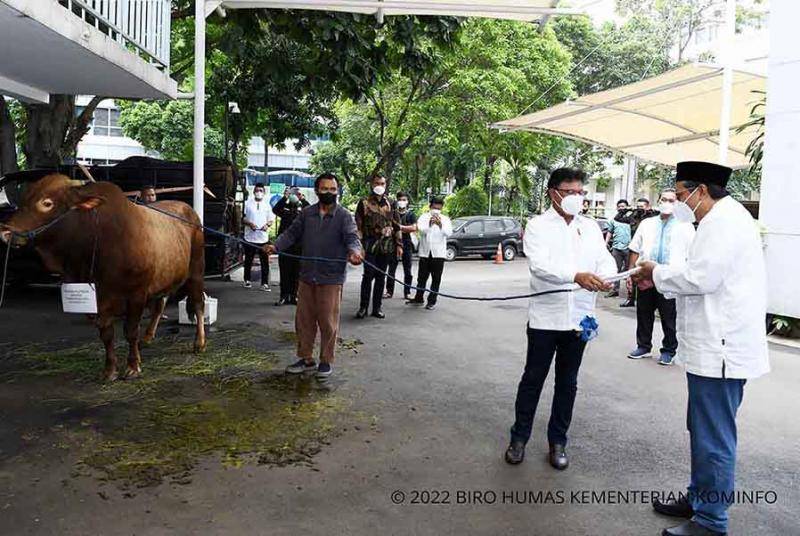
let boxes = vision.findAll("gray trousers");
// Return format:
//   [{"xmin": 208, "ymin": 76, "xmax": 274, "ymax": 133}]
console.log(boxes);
[{"xmin": 611, "ymin": 248, "xmax": 629, "ymax": 291}]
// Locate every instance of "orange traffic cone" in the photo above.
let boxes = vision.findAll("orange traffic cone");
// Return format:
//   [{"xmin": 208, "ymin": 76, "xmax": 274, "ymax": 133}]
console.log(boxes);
[{"xmin": 494, "ymin": 243, "xmax": 504, "ymax": 264}]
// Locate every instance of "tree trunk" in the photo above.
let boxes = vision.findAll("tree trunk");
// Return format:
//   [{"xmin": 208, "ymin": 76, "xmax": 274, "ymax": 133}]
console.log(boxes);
[
  {"xmin": 23, "ymin": 95, "xmax": 75, "ymax": 168},
  {"xmin": 0, "ymin": 98, "xmax": 18, "ymax": 175}
]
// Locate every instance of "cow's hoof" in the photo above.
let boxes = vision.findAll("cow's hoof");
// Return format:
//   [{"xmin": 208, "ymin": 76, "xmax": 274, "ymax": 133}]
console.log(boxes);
[
  {"xmin": 142, "ymin": 333, "xmax": 155, "ymax": 345},
  {"xmin": 124, "ymin": 367, "xmax": 141, "ymax": 380},
  {"xmin": 193, "ymin": 341, "xmax": 207, "ymax": 354},
  {"xmin": 103, "ymin": 370, "xmax": 119, "ymax": 382}
]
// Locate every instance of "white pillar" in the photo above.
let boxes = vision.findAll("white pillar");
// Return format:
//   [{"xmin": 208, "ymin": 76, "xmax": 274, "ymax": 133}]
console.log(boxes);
[
  {"xmin": 622, "ymin": 155, "xmax": 637, "ymax": 200},
  {"xmin": 761, "ymin": 0, "xmax": 800, "ymax": 318},
  {"xmin": 717, "ymin": 0, "xmax": 736, "ymax": 165},
  {"xmin": 193, "ymin": 0, "xmax": 206, "ymax": 223}
]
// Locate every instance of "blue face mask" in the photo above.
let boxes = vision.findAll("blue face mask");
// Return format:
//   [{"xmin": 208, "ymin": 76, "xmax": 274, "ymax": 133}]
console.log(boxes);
[{"xmin": 579, "ymin": 316, "xmax": 599, "ymax": 342}]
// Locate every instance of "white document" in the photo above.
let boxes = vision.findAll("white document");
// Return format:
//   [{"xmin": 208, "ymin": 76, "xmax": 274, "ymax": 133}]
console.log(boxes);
[
  {"xmin": 61, "ymin": 283, "xmax": 98, "ymax": 314},
  {"xmin": 603, "ymin": 267, "xmax": 641, "ymax": 284}
]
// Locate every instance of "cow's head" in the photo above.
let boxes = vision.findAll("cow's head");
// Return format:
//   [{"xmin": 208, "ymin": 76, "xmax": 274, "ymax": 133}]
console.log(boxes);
[{"xmin": 0, "ymin": 174, "xmax": 105, "ymax": 248}]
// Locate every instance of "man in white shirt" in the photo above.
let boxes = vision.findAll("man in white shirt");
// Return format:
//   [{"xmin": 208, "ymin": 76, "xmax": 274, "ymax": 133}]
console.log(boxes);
[
  {"xmin": 505, "ymin": 168, "xmax": 617, "ymax": 470},
  {"xmin": 635, "ymin": 161, "xmax": 769, "ymax": 536},
  {"xmin": 407, "ymin": 197, "xmax": 452, "ymax": 311},
  {"xmin": 242, "ymin": 182, "xmax": 275, "ymax": 291},
  {"xmin": 627, "ymin": 189, "xmax": 696, "ymax": 365}
]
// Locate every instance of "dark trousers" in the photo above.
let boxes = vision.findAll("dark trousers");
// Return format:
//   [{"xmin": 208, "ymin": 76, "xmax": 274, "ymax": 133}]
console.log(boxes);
[
  {"xmin": 279, "ymin": 247, "xmax": 301, "ymax": 300},
  {"xmin": 360, "ymin": 247, "xmax": 390, "ymax": 312},
  {"xmin": 611, "ymin": 248, "xmax": 629, "ymax": 291},
  {"xmin": 244, "ymin": 243, "xmax": 269, "ymax": 285},
  {"xmin": 686, "ymin": 373, "xmax": 746, "ymax": 533},
  {"xmin": 510, "ymin": 328, "xmax": 587, "ymax": 446},
  {"xmin": 387, "ymin": 245, "xmax": 413, "ymax": 297},
  {"xmin": 636, "ymin": 286, "xmax": 678, "ymax": 355},
  {"xmin": 413, "ymin": 254, "xmax": 445, "ymax": 305}
]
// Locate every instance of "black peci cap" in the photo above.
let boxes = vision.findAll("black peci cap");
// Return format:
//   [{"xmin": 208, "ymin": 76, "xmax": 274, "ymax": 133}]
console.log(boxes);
[{"xmin": 675, "ymin": 161, "xmax": 732, "ymax": 188}]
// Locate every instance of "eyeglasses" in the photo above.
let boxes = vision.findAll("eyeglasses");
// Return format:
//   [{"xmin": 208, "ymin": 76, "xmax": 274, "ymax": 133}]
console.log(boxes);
[{"xmin": 553, "ymin": 188, "xmax": 588, "ymax": 197}]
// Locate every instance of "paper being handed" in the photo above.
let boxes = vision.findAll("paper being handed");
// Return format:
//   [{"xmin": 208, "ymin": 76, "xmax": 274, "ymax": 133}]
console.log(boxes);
[{"xmin": 602, "ymin": 267, "xmax": 641, "ymax": 284}]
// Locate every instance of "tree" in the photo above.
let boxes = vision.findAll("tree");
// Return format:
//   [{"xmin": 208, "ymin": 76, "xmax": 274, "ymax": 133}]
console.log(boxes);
[
  {"xmin": 118, "ymin": 100, "xmax": 226, "ymax": 162},
  {"xmin": 616, "ymin": 0, "xmax": 717, "ymax": 63},
  {"xmin": 314, "ymin": 19, "xmax": 573, "ymax": 202},
  {"xmin": 444, "ymin": 182, "xmax": 488, "ymax": 219}
]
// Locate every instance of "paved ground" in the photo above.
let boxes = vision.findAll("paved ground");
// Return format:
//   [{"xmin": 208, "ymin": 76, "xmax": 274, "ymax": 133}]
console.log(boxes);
[{"xmin": 1, "ymin": 258, "xmax": 798, "ymax": 535}]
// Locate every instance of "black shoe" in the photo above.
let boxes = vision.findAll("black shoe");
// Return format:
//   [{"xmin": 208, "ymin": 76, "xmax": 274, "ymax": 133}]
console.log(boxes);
[
  {"xmin": 288, "ymin": 296, "xmax": 298, "ymax": 305},
  {"xmin": 619, "ymin": 300, "xmax": 635, "ymax": 308},
  {"xmin": 371, "ymin": 310, "xmax": 386, "ymax": 319},
  {"xmin": 662, "ymin": 520, "xmax": 725, "ymax": 536},
  {"xmin": 425, "ymin": 303, "xmax": 436, "ymax": 310},
  {"xmin": 504, "ymin": 441, "xmax": 525, "ymax": 465},
  {"xmin": 548, "ymin": 443, "xmax": 568, "ymax": 470},
  {"xmin": 654, "ymin": 496, "xmax": 694, "ymax": 519},
  {"xmin": 406, "ymin": 297, "xmax": 424, "ymax": 305},
  {"xmin": 356, "ymin": 308, "xmax": 368, "ymax": 319},
  {"xmin": 606, "ymin": 290, "xmax": 619, "ymax": 298},
  {"xmin": 275, "ymin": 297, "xmax": 289, "ymax": 306}
]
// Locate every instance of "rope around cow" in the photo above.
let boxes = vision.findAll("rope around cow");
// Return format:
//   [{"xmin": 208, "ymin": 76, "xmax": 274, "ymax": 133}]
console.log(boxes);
[
  {"xmin": 1, "ymin": 201, "xmax": 578, "ymax": 305},
  {"xmin": 137, "ymin": 201, "xmax": 577, "ymax": 302}
]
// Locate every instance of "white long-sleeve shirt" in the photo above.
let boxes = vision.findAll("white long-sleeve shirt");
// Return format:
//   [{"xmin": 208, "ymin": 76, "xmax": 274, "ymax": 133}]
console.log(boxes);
[
  {"xmin": 524, "ymin": 208, "xmax": 617, "ymax": 331},
  {"xmin": 417, "ymin": 213, "xmax": 453, "ymax": 258},
  {"xmin": 653, "ymin": 196, "xmax": 769, "ymax": 379}
]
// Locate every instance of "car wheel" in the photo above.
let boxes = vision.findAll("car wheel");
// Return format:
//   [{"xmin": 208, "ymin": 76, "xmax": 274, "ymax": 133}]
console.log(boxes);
[
  {"xmin": 445, "ymin": 245, "xmax": 457, "ymax": 262},
  {"xmin": 503, "ymin": 244, "xmax": 517, "ymax": 261}
]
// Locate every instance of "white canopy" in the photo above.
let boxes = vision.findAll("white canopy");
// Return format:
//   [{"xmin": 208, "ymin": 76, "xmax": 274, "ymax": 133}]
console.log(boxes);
[
  {"xmin": 492, "ymin": 64, "xmax": 766, "ymax": 169},
  {"xmin": 216, "ymin": 1, "xmax": 576, "ymax": 22}
]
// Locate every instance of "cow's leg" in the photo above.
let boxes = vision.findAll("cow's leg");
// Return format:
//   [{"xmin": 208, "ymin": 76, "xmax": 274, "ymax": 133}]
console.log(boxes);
[
  {"xmin": 190, "ymin": 282, "xmax": 206, "ymax": 354},
  {"xmin": 188, "ymin": 227, "xmax": 207, "ymax": 354},
  {"xmin": 124, "ymin": 298, "xmax": 147, "ymax": 378},
  {"xmin": 142, "ymin": 296, "xmax": 167, "ymax": 344},
  {"xmin": 96, "ymin": 315, "xmax": 118, "ymax": 382}
]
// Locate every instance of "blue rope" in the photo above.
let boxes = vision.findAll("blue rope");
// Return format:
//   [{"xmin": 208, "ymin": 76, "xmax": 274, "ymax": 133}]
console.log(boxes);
[{"xmin": 135, "ymin": 201, "xmax": 574, "ymax": 302}]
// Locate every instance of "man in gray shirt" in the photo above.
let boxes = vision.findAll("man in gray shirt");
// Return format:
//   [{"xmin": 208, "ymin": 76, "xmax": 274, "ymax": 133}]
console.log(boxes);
[{"xmin": 266, "ymin": 173, "xmax": 363, "ymax": 380}]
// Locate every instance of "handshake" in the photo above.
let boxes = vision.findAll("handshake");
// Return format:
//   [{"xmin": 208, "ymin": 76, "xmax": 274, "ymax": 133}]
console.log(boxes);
[{"xmin": 574, "ymin": 263, "xmax": 652, "ymax": 293}]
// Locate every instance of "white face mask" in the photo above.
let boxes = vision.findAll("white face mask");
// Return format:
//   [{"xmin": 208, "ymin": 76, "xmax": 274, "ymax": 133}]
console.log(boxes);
[
  {"xmin": 557, "ymin": 191, "xmax": 584, "ymax": 216},
  {"xmin": 397, "ymin": 200, "xmax": 408, "ymax": 209},
  {"xmin": 373, "ymin": 185, "xmax": 386, "ymax": 196},
  {"xmin": 254, "ymin": 192, "xmax": 264, "ymax": 201},
  {"xmin": 658, "ymin": 201, "xmax": 675, "ymax": 215},
  {"xmin": 673, "ymin": 188, "xmax": 700, "ymax": 223},
  {"xmin": 430, "ymin": 208, "xmax": 441, "ymax": 216}
]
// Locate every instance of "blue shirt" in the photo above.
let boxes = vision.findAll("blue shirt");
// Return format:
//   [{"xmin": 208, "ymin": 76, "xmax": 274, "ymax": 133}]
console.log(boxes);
[{"xmin": 607, "ymin": 219, "xmax": 632, "ymax": 250}]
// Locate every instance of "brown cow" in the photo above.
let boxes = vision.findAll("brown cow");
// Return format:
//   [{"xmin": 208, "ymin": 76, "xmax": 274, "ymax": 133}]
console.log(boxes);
[{"xmin": 0, "ymin": 174, "xmax": 206, "ymax": 381}]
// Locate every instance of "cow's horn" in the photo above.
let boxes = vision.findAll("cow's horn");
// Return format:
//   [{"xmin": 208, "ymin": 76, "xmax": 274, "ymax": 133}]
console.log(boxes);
[{"xmin": 66, "ymin": 179, "xmax": 90, "ymax": 188}]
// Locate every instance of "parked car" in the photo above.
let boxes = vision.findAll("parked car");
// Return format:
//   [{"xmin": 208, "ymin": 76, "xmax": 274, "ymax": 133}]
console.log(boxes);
[{"xmin": 445, "ymin": 216, "xmax": 523, "ymax": 261}]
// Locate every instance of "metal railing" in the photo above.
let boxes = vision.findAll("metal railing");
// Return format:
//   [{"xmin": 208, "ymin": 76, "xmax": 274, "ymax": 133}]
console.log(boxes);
[{"xmin": 58, "ymin": 0, "xmax": 171, "ymax": 70}]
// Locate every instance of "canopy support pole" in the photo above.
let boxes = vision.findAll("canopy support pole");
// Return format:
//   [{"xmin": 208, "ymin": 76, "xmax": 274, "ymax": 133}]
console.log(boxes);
[
  {"xmin": 717, "ymin": 0, "xmax": 736, "ymax": 165},
  {"xmin": 193, "ymin": 0, "xmax": 207, "ymax": 223}
]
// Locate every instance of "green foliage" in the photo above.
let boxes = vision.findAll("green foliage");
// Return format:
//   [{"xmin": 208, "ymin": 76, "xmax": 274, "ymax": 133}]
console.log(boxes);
[
  {"xmin": 552, "ymin": 14, "xmax": 671, "ymax": 97},
  {"xmin": 615, "ymin": 0, "xmax": 716, "ymax": 62},
  {"xmin": 444, "ymin": 182, "xmax": 488, "ymax": 219},
  {"xmin": 118, "ymin": 100, "xmax": 225, "ymax": 162}
]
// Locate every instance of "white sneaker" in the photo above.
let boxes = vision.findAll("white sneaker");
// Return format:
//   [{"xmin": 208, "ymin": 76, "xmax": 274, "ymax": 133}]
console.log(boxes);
[
  {"xmin": 243, "ymin": 281, "xmax": 252, "ymax": 289},
  {"xmin": 261, "ymin": 284, "xmax": 271, "ymax": 292}
]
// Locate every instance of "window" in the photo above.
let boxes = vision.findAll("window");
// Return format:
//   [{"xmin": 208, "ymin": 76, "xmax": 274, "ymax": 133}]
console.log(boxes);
[
  {"xmin": 89, "ymin": 107, "xmax": 123, "ymax": 137},
  {"xmin": 485, "ymin": 220, "xmax": 505, "ymax": 233},
  {"xmin": 463, "ymin": 221, "xmax": 483, "ymax": 234},
  {"xmin": 502, "ymin": 218, "xmax": 519, "ymax": 230}
]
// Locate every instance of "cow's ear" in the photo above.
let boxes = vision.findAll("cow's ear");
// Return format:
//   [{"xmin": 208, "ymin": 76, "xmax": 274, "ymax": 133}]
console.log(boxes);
[{"xmin": 74, "ymin": 195, "xmax": 106, "ymax": 211}]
